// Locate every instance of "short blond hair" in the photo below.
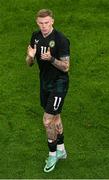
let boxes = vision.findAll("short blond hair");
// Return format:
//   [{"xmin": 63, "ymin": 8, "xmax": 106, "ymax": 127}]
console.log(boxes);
[{"xmin": 36, "ymin": 9, "xmax": 53, "ymax": 18}]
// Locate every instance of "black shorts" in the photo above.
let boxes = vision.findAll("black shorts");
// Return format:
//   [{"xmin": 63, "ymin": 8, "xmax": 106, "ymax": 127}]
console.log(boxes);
[
  {"xmin": 40, "ymin": 75, "xmax": 69, "ymax": 115},
  {"xmin": 40, "ymin": 90, "xmax": 68, "ymax": 115}
]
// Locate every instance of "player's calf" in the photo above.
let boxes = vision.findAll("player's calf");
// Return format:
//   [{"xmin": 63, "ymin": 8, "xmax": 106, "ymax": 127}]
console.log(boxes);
[{"xmin": 43, "ymin": 112, "xmax": 58, "ymax": 172}]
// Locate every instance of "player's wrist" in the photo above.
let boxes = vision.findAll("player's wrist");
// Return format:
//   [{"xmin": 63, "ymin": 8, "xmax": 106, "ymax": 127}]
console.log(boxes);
[
  {"xmin": 26, "ymin": 55, "xmax": 35, "ymax": 66},
  {"xmin": 28, "ymin": 54, "xmax": 35, "ymax": 59},
  {"xmin": 50, "ymin": 56, "xmax": 55, "ymax": 64}
]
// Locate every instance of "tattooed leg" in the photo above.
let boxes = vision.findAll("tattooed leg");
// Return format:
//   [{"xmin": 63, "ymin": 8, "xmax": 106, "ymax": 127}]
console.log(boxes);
[
  {"xmin": 43, "ymin": 112, "xmax": 57, "ymax": 141},
  {"xmin": 54, "ymin": 114, "xmax": 65, "ymax": 149},
  {"xmin": 54, "ymin": 114, "xmax": 63, "ymax": 135},
  {"xmin": 43, "ymin": 112, "xmax": 57, "ymax": 152}
]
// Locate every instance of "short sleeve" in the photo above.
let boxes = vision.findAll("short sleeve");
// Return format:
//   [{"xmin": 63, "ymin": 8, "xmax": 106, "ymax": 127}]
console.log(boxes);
[
  {"xmin": 30, "ymin": 32, "xmax": 36, "ymax": 48},
  {"xmin": 58, "ymin": 36, "xmax": 70, "ymax": 58}
]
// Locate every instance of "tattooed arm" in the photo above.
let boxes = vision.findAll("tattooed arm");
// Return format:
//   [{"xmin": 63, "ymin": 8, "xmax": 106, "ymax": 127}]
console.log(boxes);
[
  {"xmin": 51, "ymin": 56, "xmax": 70, "ymax": 72},
  {"xmin": 41, "ymin": 47, "xmax": 70, "ymax": 72}
]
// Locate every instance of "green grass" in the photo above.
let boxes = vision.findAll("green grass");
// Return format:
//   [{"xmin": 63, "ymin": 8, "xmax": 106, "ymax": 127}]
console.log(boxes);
[{"xmin": 0, "ymin": 0, "xmax": 109, "ymax": 178}]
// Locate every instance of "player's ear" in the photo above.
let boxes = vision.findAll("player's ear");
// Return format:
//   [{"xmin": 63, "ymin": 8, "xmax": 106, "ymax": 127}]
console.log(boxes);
[
  {"xmin": 36, "ymin": 19, "xmax": 38, "ymax": 25},
  {"xmin": 36, "ymin": 18, "xmax": 39, "ymax": 26},
  {"xmin": 51, "ymin": 18, "xmax": 54, "ymax": 25}
]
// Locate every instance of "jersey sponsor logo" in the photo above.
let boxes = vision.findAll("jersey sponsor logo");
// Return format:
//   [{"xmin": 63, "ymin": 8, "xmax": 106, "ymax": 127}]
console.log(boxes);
[{"xmin": 49, "ymin": 40, "xmax": 55, "ymax": 48}]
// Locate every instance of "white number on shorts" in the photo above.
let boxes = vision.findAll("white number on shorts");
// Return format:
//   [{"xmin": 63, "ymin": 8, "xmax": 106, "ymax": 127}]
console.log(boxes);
[{"xmin": 53, "ymin": 97, "xmax": 62, "ymax": 111}]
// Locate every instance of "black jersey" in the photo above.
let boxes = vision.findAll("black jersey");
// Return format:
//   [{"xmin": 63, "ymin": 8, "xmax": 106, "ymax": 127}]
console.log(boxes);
[{"xmin": 30, "ymin": 29, "xmax": 70, "ymax": 92}]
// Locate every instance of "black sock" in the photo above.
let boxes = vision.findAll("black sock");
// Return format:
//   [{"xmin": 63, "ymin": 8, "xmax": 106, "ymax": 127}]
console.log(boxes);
[
  {"xmin": 57, "ymin": 133, "xmax": 64, "ymax": 145},
  {"xmin": 48, "ymin": 139, "xmax": 57, "ymax": 152}
]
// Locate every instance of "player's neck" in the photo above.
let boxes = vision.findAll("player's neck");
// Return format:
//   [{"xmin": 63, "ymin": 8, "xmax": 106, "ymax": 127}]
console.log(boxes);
[{"xmin": 42, "ymin": 27, "xmax": 54, "ymax": 38}]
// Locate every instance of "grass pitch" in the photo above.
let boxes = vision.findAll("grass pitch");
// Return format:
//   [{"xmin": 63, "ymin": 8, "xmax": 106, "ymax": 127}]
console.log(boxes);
[{"xmin": 0, "ymin": 0, "xmax": 109, "ymax": 178}]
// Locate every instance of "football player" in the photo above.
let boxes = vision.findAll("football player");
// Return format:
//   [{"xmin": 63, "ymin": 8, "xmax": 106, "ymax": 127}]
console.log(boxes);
[{"xmin": 26, "ymin": 9, "xmax": 70, "ymax": 172}]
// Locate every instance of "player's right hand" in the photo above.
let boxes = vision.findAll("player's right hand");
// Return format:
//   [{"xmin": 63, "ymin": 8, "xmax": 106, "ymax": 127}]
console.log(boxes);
[{"xmin": 27, "ymin": 44, "xmax": 37, "ymax": 58}]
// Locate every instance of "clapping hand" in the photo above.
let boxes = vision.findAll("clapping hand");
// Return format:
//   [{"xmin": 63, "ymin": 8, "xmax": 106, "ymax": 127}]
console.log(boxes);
[
  {"xmin": 26, "ymin": 44, "xmax": 37, "ymax": 66},
  {"xmin": 41, "ymin": 47, "xmax": 52, "ymax": 61},
  {"xmin": 27, "ymin": 44, "xmax": 37, "ymax": 58}
]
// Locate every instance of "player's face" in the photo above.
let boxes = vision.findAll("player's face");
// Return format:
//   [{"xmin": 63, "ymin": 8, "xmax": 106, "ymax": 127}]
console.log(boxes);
[{"xmin": 36, "ymin": 16, "xmax": 54, "ymax": 36}]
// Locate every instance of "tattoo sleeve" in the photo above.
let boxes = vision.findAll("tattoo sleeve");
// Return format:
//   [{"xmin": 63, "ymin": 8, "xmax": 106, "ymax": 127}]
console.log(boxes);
[
  {"xmin": 51, "ymin": 56, "xmax": 70, "ymax": 72},
  {"xmin": 55, "ymin": 122, "xmax": 63, "ymax": 134},
  {"xmin": 46, "ymin": 121, "xmax": 57, "ymax": 141}
]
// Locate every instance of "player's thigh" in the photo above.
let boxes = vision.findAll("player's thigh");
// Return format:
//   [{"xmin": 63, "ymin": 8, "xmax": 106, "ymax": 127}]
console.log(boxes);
[{"xmin": 43, "ymin": 112, "xmax": 54, "ymax": 127}]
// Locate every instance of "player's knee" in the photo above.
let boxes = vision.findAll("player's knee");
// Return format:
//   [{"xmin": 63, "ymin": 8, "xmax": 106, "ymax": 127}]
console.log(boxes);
[
  {"xmin": 43, "ymin": 118, "xmax": 51, "ymax": 128},
  {"xmin": 43, "ymin": 113, "xmax": 54, "ymax": 128},
  {"xmin": 54, "ymin": 114, "xmax": 60, "ymax": 121}
]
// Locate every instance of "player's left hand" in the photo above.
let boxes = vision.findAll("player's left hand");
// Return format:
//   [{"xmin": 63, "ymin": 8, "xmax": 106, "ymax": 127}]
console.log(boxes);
[{"xmin": 41, "ymin": 47, "xmax": 52, "ymax": 61}]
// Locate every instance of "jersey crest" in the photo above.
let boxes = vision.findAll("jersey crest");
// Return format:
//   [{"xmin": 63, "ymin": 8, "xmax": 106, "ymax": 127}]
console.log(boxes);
[{"xmin": 49, "ymin": 40, "xmax": 55, "ymax": 48}]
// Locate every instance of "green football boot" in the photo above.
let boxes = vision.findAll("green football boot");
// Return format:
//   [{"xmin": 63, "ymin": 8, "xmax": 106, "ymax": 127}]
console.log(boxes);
[
  {"xmin": 56, "ymin": 149, "xmax": 67, "ymax": 160},
  {"xmin": 44, "ymin": 155, "xmax": 57, "ymax": 173}
]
